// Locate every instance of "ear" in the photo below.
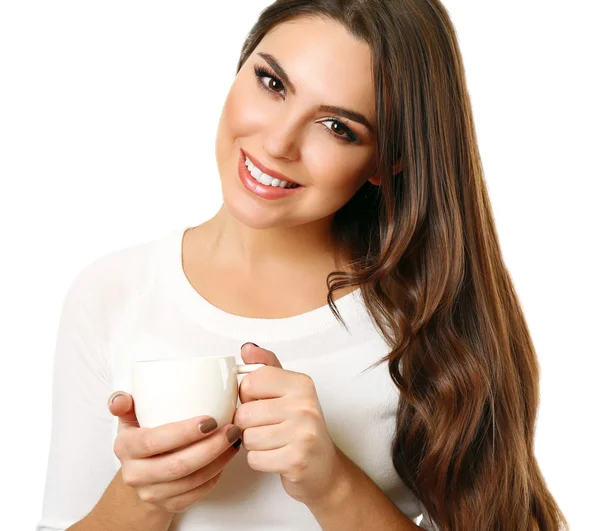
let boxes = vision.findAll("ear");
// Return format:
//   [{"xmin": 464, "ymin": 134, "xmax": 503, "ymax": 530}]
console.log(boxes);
[{"xmin": 367, "ymin": 156, "xmax": 403, "ymax": 187}]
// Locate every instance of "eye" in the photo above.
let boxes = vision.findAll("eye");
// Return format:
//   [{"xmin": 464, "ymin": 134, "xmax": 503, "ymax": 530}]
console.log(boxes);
[
  {"xmin": 320, "ymin": 119, "xmax": 359, "ymax": 144},
  {"xmin": 254, "ymin": 66, "xmax": 285, "ymax": 95},
  {"xmin": 253, "ymin": 64, "xmax": 360, "ymax": 145}
]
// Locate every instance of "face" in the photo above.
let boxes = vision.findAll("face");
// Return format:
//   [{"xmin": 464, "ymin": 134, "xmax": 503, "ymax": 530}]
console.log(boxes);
[{"xmin": 215, "ymin": 15, "xmax": 379, "ymax": 231}]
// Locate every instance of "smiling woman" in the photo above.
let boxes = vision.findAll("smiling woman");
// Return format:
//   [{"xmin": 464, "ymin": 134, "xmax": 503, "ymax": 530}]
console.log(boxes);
[
  {"xmin": 215, "ymin": 15, "xmax": 384, "ymax": 237},
  {"xmin": 36, "ymin": 1, "xmax": 569, "ymax": 531}
]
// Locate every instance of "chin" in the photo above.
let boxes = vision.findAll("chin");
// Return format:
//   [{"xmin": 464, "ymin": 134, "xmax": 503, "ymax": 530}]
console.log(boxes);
[{"xmin": 221, "ymin": 188, "xmax": 281, "ymax": 230}]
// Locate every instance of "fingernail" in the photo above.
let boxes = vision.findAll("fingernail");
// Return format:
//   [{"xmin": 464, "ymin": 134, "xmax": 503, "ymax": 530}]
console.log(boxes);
[
  {"xmin": 241, "ymin": 342, "xmax": 259, "ymax": 349},
  {"xmin": 198, "ymin": 417, "xmax": 218, "ymax": 434},
  {"xmin": 108, "ymin": 392, "xmax": 126, "ymax": 406},
  {"xmin": 232, "ymin": 438, "xmax": 242, "ymax": 450},
  {"xmin": 226, "ymin": 425, "xmax": 242, "ymax": 443}
]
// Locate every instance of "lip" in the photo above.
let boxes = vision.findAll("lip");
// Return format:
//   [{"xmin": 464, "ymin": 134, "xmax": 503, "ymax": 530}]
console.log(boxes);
[
  {"xmin": 238, "ymin": 149, "xmax": 304, "ymax": 200},
  {"xmin": 241, "ymin": 149, "xmax": 301, "ymax": 186}
]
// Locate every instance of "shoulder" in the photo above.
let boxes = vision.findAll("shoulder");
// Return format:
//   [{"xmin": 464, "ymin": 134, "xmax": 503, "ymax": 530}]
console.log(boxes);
[{"xmin": 62, "ymin": 229, "xmax": 178, "ymax": 317}]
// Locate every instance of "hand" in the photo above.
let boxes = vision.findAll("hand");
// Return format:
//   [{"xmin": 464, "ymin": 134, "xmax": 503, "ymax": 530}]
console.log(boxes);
[
  {"xmin": 108, "ymin": 391, "xmax": 242, "ymax": 514},
  {"xmin": 233, "ymin": 343, "xmax": 345, "ymax": 507}
]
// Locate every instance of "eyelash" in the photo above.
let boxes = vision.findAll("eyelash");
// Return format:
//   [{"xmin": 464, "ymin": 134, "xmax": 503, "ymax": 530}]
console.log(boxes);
[{"xmin": 253, "ymin": 65, "xmax": 359, "ymax": 145}]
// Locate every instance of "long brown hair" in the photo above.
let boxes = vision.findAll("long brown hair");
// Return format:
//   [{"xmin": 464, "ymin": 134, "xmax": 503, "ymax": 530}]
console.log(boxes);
[{"xmin": 235, "ymin": 1, "xmax": 569, "ymax": 529}]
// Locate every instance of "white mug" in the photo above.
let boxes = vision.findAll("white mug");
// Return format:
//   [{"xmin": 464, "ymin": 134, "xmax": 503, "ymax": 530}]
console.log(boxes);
[{"xmin": 132, "ymin": 355, "xmax": 265, "ymax": 428}]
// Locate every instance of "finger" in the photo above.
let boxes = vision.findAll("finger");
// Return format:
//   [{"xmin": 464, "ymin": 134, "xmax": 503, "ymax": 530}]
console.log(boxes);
[
  {"xmin": 233, "ymin": 397, "xmax": 287, "ymax": 430},
  {"xmin": 127, "ymin": 424, "xmax": 241, "ymax": 485},
  {"xmin": 108, "ymin": 392, "xmax": 139, "ymax": 428},
  {"xmin": 239, "ymin": 366, "xmax": 312, "ymax": 402},
  {"xmin": 240, "ymin": 343, "xmax": 283, "ymax": 368},
  {"xmin": 161, "ymin": 470, "xmax": 224, "ymax": 513},
  {"xmin": 126, "ymin": 415, "xmax": 224, "ymax": 459},
  {"xmin": 241, "ymin": 421, "xmax": 290, "ymax": 451},
  {"xmin": 246, "ymin": 445, "xmax": 290, "ymax": 474},
  {"xmin": 139, "ymin": 442, "xmax": 239, "ymax": 502}
]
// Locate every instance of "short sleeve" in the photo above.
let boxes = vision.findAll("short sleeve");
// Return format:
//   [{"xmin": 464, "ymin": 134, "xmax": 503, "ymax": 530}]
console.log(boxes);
[{"xmin": 35, "ymin": 263, "xmax": 120, "ymax": 530}]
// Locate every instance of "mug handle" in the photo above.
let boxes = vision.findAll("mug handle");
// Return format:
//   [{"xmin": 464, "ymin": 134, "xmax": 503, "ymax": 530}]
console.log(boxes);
[{"xmin": 236, "ymin": 363, "xmax": 265, "ymax": 374}]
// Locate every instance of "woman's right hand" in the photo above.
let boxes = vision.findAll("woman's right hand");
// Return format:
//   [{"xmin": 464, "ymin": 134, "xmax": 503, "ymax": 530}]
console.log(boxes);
[{"xmin": 107, "ymin": 391, "xmax": 242, "ymax": 514}]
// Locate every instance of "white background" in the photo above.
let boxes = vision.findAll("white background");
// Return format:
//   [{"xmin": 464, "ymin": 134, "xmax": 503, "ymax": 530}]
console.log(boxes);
[{"xmin": 1, "ymin": 1, "xmax": 598, "ymax": 529}]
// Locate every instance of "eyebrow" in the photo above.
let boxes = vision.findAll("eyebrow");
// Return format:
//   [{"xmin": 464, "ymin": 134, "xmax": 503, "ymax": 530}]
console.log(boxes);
[{"xmin": 257, "ymin": 52, "xmax": 375, "ymax": 134}]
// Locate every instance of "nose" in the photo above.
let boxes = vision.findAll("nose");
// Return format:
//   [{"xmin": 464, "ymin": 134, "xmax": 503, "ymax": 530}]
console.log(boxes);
[{"xmin": 262, "ymin": 112, "xmax": 302, "ymax": 162}]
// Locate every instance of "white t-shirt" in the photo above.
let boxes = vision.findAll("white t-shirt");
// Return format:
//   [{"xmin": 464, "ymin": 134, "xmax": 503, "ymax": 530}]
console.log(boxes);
[{"xmin": 36, "ymin": 226, "xmax": 438, "ymax": 531}]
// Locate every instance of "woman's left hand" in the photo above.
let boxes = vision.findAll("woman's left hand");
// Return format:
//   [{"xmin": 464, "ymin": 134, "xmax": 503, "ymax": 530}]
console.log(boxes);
[{"xmin": 233, "ymin": 343, "xmax": 345, "ymax": 507}]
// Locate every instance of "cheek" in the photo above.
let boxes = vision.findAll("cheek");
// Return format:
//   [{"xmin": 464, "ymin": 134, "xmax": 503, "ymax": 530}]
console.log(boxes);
[
  {"xmin": 216, "ymin": 80, "xmax": 262, "ymax": 170},
  {"xmin": 305, "ymin": 145, "xmax": 370, "ymax": 194},
  {"xmin": 298, "ymin": 150, "xmax": 370, "ymax": 216},
  {"xmin": 219, "ymin": 81, "xmax": 269, "ymax": 141}
]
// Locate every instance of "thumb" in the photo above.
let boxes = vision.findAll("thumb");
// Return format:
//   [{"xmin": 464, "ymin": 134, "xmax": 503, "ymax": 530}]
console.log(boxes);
[
  {"xmin": 107, "ymin": 391, "xmax": 139, "ymax": 429},
  {"xmin": 240, "ymin": 342, "xmax": 282, "ymax": 369}
]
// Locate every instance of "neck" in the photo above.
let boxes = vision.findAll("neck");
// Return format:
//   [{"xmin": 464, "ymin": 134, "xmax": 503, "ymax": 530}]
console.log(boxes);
[{"xmin": 198, "ymin": 203, "xmax": 349, "ymax": 276}]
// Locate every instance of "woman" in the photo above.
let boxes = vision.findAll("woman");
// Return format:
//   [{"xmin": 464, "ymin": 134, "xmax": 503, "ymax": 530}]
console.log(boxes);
[{"xmin": 36, "ymin": 1, "xmax": 569, "ymax": 530}]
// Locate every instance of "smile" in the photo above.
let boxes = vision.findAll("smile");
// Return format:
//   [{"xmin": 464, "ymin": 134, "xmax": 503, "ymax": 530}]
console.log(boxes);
[
  {"xmin": 238, "ymin": 149, "xmax": 304, "ymax": 200},
  {"xmin": 244, "ymin": 156, "xmax": 300, "ymax": 189}
]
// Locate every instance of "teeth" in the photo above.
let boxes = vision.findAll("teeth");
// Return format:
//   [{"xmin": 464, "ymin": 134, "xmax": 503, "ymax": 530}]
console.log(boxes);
[
  {"xmin": 258, "ymin": 174, "xmax": 273, "ymax": 186},
  {"xmin": 245, "ymin": 156, "xmax": 298, "ymax": 189},
  {"xmin": 250, "ymin": 166, "xmax": 263, "ymax": 180}
]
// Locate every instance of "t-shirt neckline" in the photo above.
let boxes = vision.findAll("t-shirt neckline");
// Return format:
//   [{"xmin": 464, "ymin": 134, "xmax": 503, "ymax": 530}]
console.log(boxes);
[{"xmin": 161, "ymin": 226, "xmax": 367, "ymax": 342}]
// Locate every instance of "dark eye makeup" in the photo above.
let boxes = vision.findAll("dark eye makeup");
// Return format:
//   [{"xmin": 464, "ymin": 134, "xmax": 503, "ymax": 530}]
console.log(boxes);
[{"xmin": 253, "ymin": 64, "xmax": 360, "ymax": 145}]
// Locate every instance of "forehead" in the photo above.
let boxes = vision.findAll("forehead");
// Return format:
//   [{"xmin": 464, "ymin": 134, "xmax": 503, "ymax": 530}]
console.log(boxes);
[{"xmin": 253, "ymin": 16, "xmax": 375, "ymax": 118}]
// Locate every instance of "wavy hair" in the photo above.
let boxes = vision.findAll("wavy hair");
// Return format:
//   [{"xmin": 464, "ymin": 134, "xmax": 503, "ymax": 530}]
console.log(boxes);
[{"xmin": 235, "ymin": 1, "xmax": 569, "ymax": 529}]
